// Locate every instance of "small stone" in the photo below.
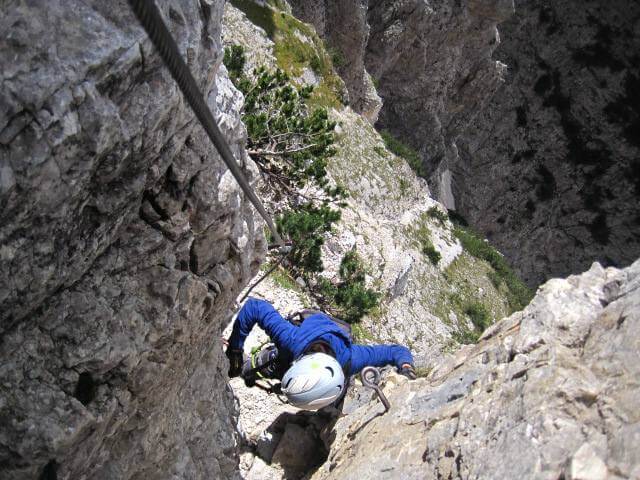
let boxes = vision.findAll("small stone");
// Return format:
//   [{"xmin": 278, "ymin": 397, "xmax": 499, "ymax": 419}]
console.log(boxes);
[{"xmin": 570, "ymin": 443, "xmax": 608, "ymax": 480}]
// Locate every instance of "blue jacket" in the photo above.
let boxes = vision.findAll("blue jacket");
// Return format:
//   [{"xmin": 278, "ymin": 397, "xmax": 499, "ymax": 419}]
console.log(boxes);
[{"xmin": 229, "ymin": 298, "xmax": 414, "ymax": 375}]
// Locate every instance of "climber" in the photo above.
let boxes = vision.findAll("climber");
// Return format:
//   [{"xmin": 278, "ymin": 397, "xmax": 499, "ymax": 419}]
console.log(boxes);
[{"xmin": 225, "ymin": 298, "xmax": 416, "ymax": 410}]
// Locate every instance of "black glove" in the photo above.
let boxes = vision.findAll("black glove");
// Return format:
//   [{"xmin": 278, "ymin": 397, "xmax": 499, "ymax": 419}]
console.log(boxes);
[
  {"xmin": 226, "ymin": 348, "xmax": 244, "ymax": 378},
  {"xmin": 399, "ymin": 364, "xmax": 417, "ymax": 380}
]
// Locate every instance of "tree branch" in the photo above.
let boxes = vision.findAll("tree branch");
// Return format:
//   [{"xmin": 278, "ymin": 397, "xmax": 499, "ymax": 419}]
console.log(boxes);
[{"xmin": 248, "ymin": 144, "xmax": 319, "ymax": 156}]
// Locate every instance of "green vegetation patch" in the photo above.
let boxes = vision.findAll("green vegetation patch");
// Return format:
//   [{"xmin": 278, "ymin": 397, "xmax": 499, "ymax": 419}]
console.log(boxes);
[
  {"xmin": 427, "ymin": 206, "xmax": 449, "ymax": 225},
  {"xmin": 319, "ymin": 249, "xmax": 381, "ymax": 323},
  {"xmin": 328, "ymin": 47, "xmax": 346, "ymax": 68},
  {"xmin": 451, "ymin": 302, "xmax": 491, "ymax": 344},
  {"xmin": 464, "ymin": 302, "xmax": 491, "ymax": 331},
  {"xmin": 223, "ymin": 44, "xmax": 380, "ymax": 325},
  {"xmin": 373, "ymin": 145, "xmax": 387, "ymax": 157},
  {"xmin": 453, "ymin": 227, "xmax": 533, "ymax": 312},
  {"xmin": 427, "ymin": 252, "xmax": 511, "ymax": 344},
  {"xmin": 421, "ymin": 240, "xmax": 441, "ymax": 266},
  {"xmin": 230, "ymin": 0, "xmax": 344, "ymax": 108},
  {"xmin": 413, "ymin": 215, "xmax": 441, "ymax": 265},
  {"xmin": 268, "ymin": 265, "xmax": 300, "ymax": 291},
  {"xmin": 380, "ymin": 130, "xmax": 427, "ymax": 177}
]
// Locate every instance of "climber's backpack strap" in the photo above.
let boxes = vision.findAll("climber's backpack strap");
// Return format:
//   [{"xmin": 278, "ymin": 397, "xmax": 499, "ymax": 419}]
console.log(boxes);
[
  {"xmin": 286, "ymin": 309, "xmax": 353, "ymax": 340},
  {"xmin": 286, "ymin": 309, "xmax": 352, "ymax": 381}
]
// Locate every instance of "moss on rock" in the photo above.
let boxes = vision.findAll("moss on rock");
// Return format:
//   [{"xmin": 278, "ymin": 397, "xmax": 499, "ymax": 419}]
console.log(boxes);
[{"xmin": 230, "ymin": 0, "xmax": 345, "ymax": 108}]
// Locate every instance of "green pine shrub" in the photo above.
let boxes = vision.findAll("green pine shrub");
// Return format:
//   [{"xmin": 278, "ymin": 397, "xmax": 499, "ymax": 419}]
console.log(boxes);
[
  {"xmin": 277, "ymin": 204, "xmax": 341, "ymax": 274},
  {"xmin": 240, "ymin": 66, "xmax": 339, "ymax": 197},
  {"xmin": 224, "ymin": 45, "xmax": 343, "ymax": 271},
  {"xmin": 223, "ymin": 45, "xmax": 246, "ymax": 83},
  {"xmin": 319, "ymin": 249, "xmax": 381, "ymax": 323},
  {"xmin": 224, "ymin": 45, "xmax": 381, "ymax": 320}
]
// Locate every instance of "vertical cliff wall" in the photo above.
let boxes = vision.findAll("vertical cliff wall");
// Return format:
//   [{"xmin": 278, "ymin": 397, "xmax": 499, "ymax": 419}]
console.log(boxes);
[
  {"xmin": 289, "ymin": 0, "xmax": 639, "ymax": 287},
  {"xmin": 0, "ymin": 1, "xmax": 264, "ymax": 478},
  {"xmin": 365, "ymin": 0, "xmax": 514, "ymax": 207},
  {"xmin": 456, "ymin": 0, "xmax": 640, "ymax": 286},
  {"xmin": 289, "ymin": 1, "xmax": 513, "ymax": 204}
]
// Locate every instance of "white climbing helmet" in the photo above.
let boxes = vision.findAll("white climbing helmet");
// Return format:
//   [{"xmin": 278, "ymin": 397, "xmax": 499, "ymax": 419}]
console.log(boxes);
[{"xmin": 281, "ymin": 352, "xmax": 345, "ymax": 410}]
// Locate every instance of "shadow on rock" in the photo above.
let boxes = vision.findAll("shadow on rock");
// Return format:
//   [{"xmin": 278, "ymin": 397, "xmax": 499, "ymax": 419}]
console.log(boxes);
[{"xmin": 253, "ymin": 410, "xmax": 336, "ymax": 480}]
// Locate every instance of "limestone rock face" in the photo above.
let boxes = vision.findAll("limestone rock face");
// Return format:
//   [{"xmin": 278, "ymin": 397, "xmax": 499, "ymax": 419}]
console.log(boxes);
[
  {"xmin": 313, "ymin": 259, "xmax": 640, "ymax": 479},
  {"xmin": 456, "ymin": 0, "xmax": 640, "ymax": 286},
  {"xmin": 288, "ymin": 0, "xmax": 382, "ymax": 123},
  {"xmin": 366, "ymin": 0, "xmax": 514, "ymax": 206},
  {"xmin": 0, "ymin": 1, "xmax": 264, "ymax": 479}
]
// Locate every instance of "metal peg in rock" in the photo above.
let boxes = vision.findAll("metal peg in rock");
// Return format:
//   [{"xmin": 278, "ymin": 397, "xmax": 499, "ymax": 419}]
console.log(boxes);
[{"xmin": 360, "ymin": 366, "xmax": 391, "ymax": 412}]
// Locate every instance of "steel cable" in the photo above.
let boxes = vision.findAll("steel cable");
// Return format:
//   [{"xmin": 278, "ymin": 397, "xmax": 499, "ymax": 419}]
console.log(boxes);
[{"xmin": 128, "ymin": 0, "xmax": 284, "ymax": 246}]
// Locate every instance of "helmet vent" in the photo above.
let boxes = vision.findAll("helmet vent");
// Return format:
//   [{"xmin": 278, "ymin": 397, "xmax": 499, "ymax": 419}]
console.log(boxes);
[{"xmin": 280, "ymin": 353, "xmax": 345, "ymax": 410}]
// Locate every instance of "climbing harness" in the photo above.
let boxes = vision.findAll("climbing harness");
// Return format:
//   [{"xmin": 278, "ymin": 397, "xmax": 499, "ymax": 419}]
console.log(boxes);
[
  {"xmin": 360, "ymin": 366, "xmax": 390, "ymax": 412},
  {"xmin": 247, "ymin": 342, "xmax": 280, "ymax": 381},
  {"xmin": 127, "ymin": 0, "xmax": 283, "ymax": 246}
]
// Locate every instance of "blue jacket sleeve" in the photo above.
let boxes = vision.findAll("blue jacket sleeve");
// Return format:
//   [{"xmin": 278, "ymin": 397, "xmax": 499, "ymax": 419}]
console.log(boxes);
[
  {"xmin": 349, "ymin": 344, "xmax": 414, "ymax": 374},
  {"xmin": 228, "ymin": 298, "xmax": 297, "ymax": 352}
]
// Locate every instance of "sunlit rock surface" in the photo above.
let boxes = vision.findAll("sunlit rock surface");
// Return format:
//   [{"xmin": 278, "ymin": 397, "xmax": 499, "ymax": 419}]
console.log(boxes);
[{"xmin": 313, "ymin": 260, "xmax": 640, "ymax": 479}]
